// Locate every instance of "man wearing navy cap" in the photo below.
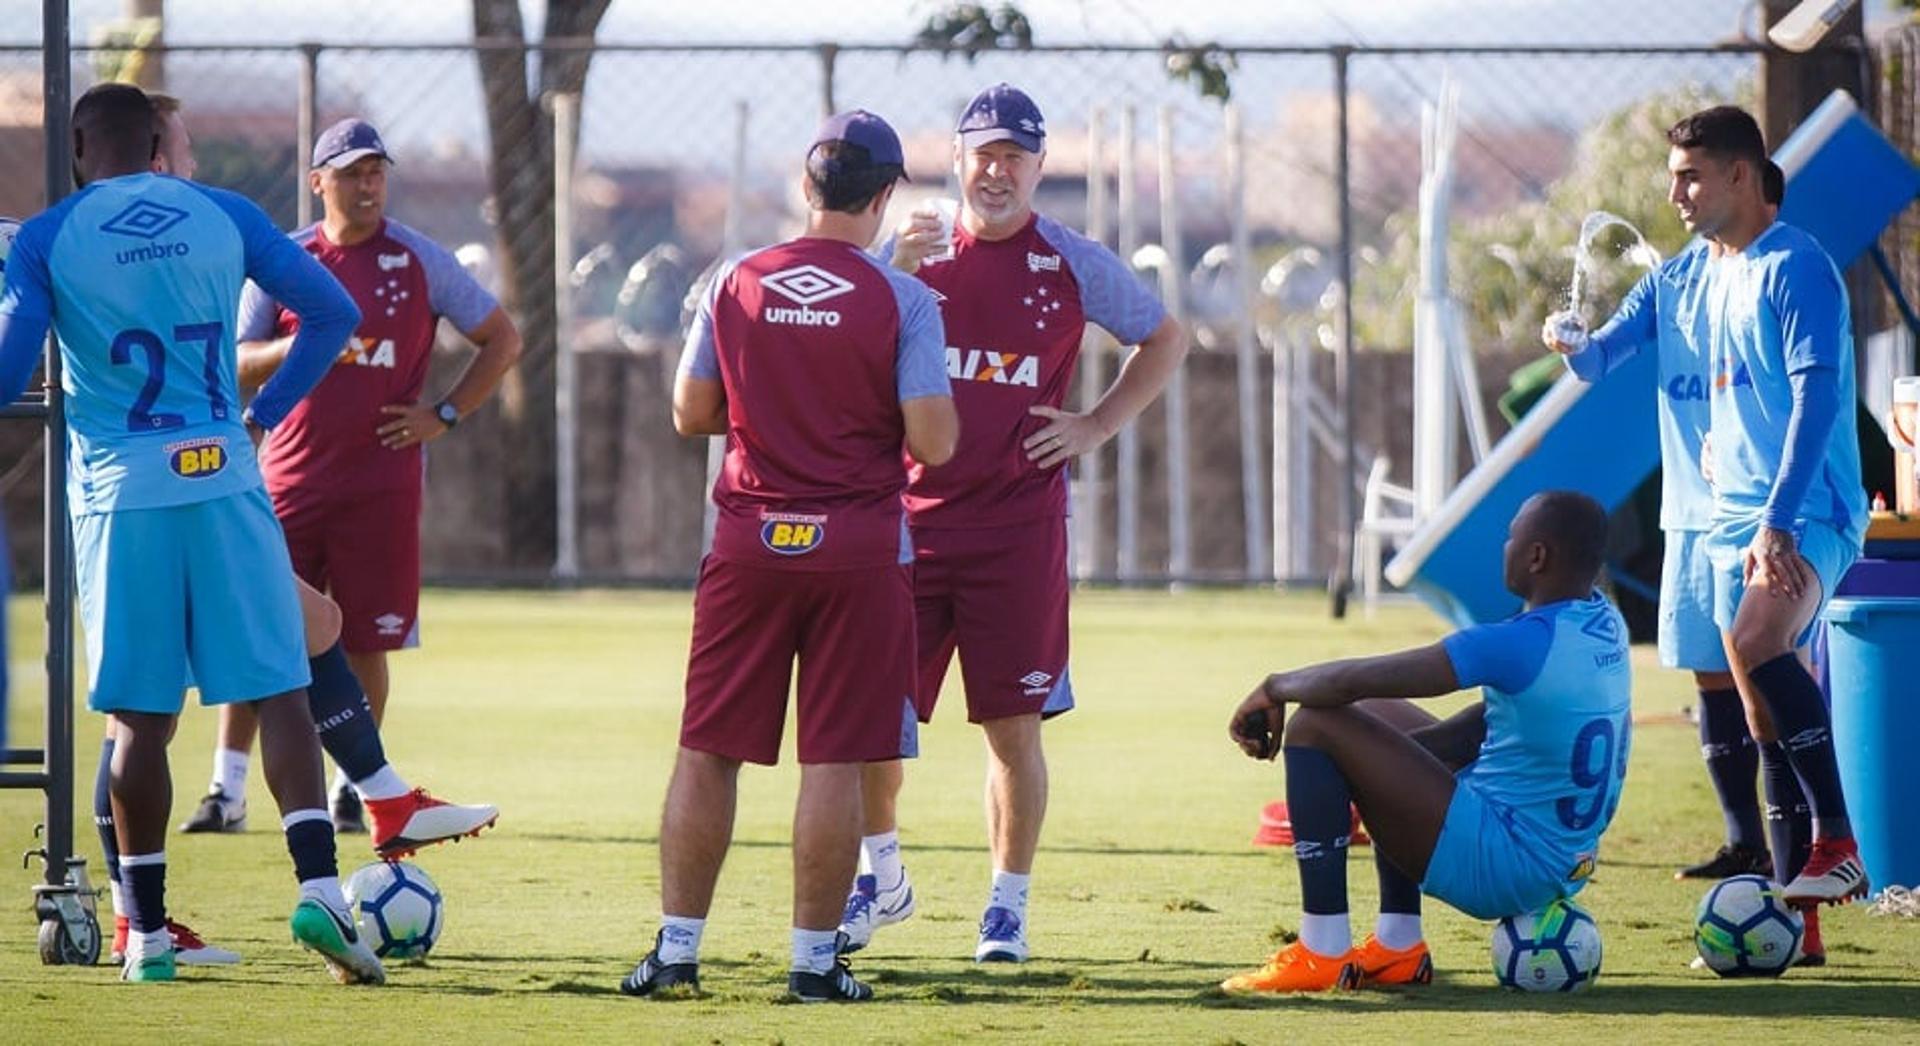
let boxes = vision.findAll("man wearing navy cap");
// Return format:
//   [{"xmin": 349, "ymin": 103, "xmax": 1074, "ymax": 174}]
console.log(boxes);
[
  {"xmin": 837, "ymin": 83, "xmax": 1188, "ymax": 965},
  {"xmin": 182, "ymin": 116, "xmax": 521, "ymax": 841},
  {"xmin": 621, "ymin": 110, "xmax": 956, "ymax": 1003}
]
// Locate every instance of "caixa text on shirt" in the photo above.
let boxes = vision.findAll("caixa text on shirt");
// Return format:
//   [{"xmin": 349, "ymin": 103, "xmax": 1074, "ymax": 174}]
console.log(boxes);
[{"xmin": 760, "ymin": 511, "xmax": 828, "ymax": 555}]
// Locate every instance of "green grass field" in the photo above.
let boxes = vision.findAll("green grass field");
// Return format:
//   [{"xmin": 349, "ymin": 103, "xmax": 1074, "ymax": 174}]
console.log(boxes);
[{"xmin": 2, "ymin": 589, "xmax": 1917, "ymax": 1043}]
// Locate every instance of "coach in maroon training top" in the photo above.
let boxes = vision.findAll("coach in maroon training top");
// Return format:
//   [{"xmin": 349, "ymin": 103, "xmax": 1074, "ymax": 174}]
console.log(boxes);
[
  {"xmin": 622, "ymin": 110, "xmax": 957, "ymax": 1004},
  {"xmin": 836, "ymin": 83, "xmax": 1188, "ymax": 966},
  {"xmin": 223, "ymin": 118, "xmax": 522, "ymax": 833}
]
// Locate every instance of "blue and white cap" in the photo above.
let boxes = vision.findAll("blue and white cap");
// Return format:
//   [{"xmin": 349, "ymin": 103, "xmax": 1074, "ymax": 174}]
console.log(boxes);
[
  {"xmin": 957, "ymin": 83, "xmax": 1046, "ymax": 152},
  {"xmin": 311, "ymin": 117, "xmax": 392, "ymax": 170}
]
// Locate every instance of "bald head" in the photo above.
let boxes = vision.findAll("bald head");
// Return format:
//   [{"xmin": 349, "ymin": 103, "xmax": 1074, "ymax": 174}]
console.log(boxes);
[
  {"xmin": 1503, "ymin": 490, "xmax": 1610, "ymax": 602},
  {"xmin": 72, "ymin": 82, "xmax": 159, "ymax": 186}
]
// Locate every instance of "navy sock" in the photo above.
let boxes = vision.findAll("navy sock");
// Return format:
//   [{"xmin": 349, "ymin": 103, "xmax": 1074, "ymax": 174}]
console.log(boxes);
[
  {"xmin": 1282, "ymin": 746, "xmax": 1352, "ymax": 916},
  {"xmin": 93, "ymin": 738, "xmax": 120, "ymax": 887},
  {"xmin": 286, "ymin": 818, "xmax": 338, "ymax": 884},
  {"xmin": 1696, "ymin": 688, "xmax": 1764, "ymax": 850},
  {"xmin": 123, "ymin": 860, "xmax": 166, "ymax": 934},
  {"xmin": 1375, "ymin": 851, "xmax": 1422, "ymax": 916},
  {"xmin": 1749, "ymin": 654, "xmax": 1852, "ymax": 839},
  {"xmin": 307, "ymin": 643, "xmax": 386, "ymax": 782},
  {"xmin": 1760, "ymin": 741, "xmax": 1812, "ymax": 884}
]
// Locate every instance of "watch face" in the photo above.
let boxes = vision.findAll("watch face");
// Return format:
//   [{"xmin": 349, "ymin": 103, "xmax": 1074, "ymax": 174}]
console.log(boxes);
[{"xmin": 437, "ymin": 403, "xmax": 457, "ymax": 424}]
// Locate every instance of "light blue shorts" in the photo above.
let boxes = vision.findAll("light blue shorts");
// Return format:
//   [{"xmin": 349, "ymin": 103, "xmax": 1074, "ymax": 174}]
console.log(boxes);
[
  {"xmin": 74, "ymin": 488, "xmax": 309, "ymax": 715},
  {"xmin": 1421, "ymin": 779, "xmax": 1582, "ymax": 921},
  {"xmin": 1704, "ymin": 517, "xmax": 1860, "ymax": 646},
  {"xmin": 1659, "ymin": 529, "xmax": 1730, "ymax": 673}
]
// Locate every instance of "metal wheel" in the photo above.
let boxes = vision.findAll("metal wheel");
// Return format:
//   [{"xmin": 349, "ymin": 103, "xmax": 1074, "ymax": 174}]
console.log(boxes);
[{"xmin": 36, "ymin": 911, "xmax": 101, "ymax": 966}]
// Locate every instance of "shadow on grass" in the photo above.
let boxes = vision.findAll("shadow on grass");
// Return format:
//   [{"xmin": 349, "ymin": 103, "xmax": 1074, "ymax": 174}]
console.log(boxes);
[
  {"xmin": 1194, "ymin": 978, "xmax": 1920, "ymax": 1018},
  {"xmin": 512, "ymin": 831, "xmax": 1269, "ymax": 861}
]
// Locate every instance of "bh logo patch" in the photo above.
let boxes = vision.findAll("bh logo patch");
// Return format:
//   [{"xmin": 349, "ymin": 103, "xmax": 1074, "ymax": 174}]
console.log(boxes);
[
  {"xmin": 166, "ymin": 437, "xmax": 228, "ymax": 479},
  {"xmin": 760, "ymin": 512, "xmax": 827, "ymax": 556}
]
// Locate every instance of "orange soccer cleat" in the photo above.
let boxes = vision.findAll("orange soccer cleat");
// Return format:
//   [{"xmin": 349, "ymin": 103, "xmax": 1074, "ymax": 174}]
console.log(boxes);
[
  {"xmin": 365, "ymin": 788, "xmax": 499, "ymax": 860},
  {"xmin": 1220, "ymin": 940, "xmax": 1361, "ymax": 994},
  {"xmin": 1353, "ymin": 934, "xmax": 1433, "ymax": 986}
]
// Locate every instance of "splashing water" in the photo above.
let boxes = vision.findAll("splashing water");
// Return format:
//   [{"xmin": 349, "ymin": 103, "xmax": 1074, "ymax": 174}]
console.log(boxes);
[{"xmin": 1567, "ymin": 211, "xmax": 1662, "ymax": 320}]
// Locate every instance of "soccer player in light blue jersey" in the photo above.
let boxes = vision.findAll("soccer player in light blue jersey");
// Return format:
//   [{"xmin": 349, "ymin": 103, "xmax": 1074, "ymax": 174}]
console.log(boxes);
[
  {"xmin": 0, "ymin": 84, "xmax": 377, "ymax": 984},
  {"xmin": 1666, "ymin": 105, "xmax": 1868, "ymax": 908},
  {"xmin": 1222, "ymin": 492, "xmax": 1630, "ymax": 993},
  {"xmin": 1543, "ymin": 167, "xmax": 1791, "ymax": 889},
  {"xmin": 1548, "ymin": 152, "xmax": 1828, "ymax": 961}
]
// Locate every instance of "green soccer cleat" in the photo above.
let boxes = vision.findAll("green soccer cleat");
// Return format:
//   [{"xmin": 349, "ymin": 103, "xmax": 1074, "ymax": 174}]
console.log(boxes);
[
  {"xmin": 120, "ymin": 949, "xmax": 177, "ymax": 983},
  {"xmin": 290, "ymin": 898, "xmax": 385, "ymax": 985}
]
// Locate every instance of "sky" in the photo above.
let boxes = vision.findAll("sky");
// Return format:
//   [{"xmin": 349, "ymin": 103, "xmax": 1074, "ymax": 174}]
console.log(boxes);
[{"xmin": 6, "ymin": 0, "xmax": 1909, "ymax": 49}]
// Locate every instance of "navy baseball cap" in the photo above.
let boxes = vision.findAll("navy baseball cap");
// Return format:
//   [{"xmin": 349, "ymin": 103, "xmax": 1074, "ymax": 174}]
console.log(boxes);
[
  {"xmin": 957, "ymin": 83, "xmax": 1046, "ymax": 152},
  {"xmin": 311, "ymin": 118, "xmax": 392, "ymax": 170},
  {"xmin": 809, "ymin": 109, "xmax": 909, "ymax": 180}
]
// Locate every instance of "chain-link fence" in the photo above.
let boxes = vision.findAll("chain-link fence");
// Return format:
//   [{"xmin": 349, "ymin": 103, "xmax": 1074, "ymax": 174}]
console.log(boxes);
[{"xmin": 3, "ymin": 34, "xmax": 1910, "ymax": 587}]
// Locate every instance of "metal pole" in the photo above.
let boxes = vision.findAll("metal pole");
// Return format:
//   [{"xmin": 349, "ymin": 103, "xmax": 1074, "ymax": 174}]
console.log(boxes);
[
  {"xmin": 41, "ymin": 0, "xmax": 75, "ymax": 893},
  {"xmin": 297, "ymin": 43, "xmax": 318, "ymax": 230},
  {"xmin": 703, "ymin": 100, "xmax": 751, "ymax": 553},
  {"xmin": 1226, "ymin": 104, "xmax": 1270, "ymax": 582},
  {"xmin": 1115, "ymin": 106, "xmax": 1141, "ymax": 582},
  {"xmin": 817, "ymin": 43, "xmax": 838, "ymax": 118},
  {"xmin": 551, "ymin": 92, "xmax": 580, "ymax": 579},
  {"xmin": 1075, "ymin": 106, "xmax": 1107, "ymax": 581},
  {"xmin": 1156, "ymin": 106, "xmax": 1191, "ymax": 584},
  {"xmin": 1330, "ymin": 47, "xmax": 1356, "ymax": 618}
]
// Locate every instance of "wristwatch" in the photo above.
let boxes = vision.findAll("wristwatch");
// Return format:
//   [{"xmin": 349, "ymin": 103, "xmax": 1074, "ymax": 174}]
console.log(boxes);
[{"xmin": 434, "ymin": 400, "xmax": 460, "ymax": 430}]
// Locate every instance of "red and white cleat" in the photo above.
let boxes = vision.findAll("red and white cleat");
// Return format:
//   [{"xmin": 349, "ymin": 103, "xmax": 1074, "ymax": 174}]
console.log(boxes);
[
  {"xmin": 111, "ymin": 916, "xmax": 242, "ymax": 965},
  {"xmin": 1783, "ymin": 838, "xmax": 1869, "ymax": 908},
  {"xmin": 366, "ymin": 788, "xmax": 498, "ymax": 859}
]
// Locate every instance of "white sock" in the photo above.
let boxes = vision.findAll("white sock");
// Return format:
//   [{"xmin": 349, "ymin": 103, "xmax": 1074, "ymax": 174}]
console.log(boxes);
[
  {"xmin": 299, "ymin": 876, "xmax": 347, "ymax": 912},
  {"xmin": 657, "ymin": 915, "xmax": 704, "ymax": 965},
  {"xmin": 352, "ymin": 764, "xmax": 410, "ymax": 801},
  {"xmin": 129, "ymin": 927, "xmax": 172, "ymax": 960},
  {"xmin": 864, "ymin": 831, "xmax": 904, "ymax": 893},
  {"xmin": 1374, "ymin": 913, "xmax": 1423, "ymax": 951},
  {"xmin": 1299, "ymin": 912, "xmax": 1353, "ymax": 957},
  {"xmin": 213, "ymin": 748, "xmax": 249, "ymax": 803},
  {"xmin": 109, "ymin": 879, "xmax": 128, "ymax": 917},
  {"xmin": 988, "ymin": 869, "xmax": 1030, "ymax": 917},
  {"xmin": 791, "ymin": 927, "xmax": 839, "ymax": 974}
]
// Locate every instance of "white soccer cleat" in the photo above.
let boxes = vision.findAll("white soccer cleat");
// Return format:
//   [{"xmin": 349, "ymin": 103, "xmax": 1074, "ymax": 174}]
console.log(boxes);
[
  {"xmin": 365, "ymin": 788, "xmax": 499, "ymax": 859},
  {"xmin": 837, "ymin": 873, "xmax": 916, "ymax": 954}
]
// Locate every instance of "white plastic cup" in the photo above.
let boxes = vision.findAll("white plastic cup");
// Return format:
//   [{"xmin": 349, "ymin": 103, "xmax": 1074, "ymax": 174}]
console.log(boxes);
[
  {"xmin": 926, "ymin": 198, "xmax": 958, "ymax": 262},
  {"xmin": 1892, "ymin": 376, "xmax": 1920, "ymax": 514},
  {"xmin": 1547, "ymin": 310, "xmax": 1589, "ymax": 353}
]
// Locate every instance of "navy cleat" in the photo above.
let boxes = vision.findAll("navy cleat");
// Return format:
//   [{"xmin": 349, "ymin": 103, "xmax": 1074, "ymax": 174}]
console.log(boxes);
[
  {"xmin": 787, "ymin": 956, "xmax": 874, "ymax": 1003},
  {"xmin": 619, "ymin": 931, "xmax": 701, "ymax": 998}
]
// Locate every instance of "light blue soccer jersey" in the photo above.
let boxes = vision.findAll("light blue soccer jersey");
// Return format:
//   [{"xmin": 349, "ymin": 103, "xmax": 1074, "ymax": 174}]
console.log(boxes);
[
  {"xmin": 1442, "ymin": 592, "xmax": 1634, "ymax": 874},
  {"xmin": 1704, "ymin": 221, "xmax": 1866, "ymax": 542},
  {"xmin": 0, "ymin": 173, "xmax": 357, "ymax": 514},
  {"xmin": 1566, "ymin": 240, "xmax": 1716, "ymax": 530}
]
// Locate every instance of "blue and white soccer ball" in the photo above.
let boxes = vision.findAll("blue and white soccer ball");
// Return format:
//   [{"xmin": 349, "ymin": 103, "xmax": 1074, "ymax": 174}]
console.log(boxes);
[
  {"xmin": 344, "ymin": 860, "xmax": 444, "ymax": 960},
  {"xmin": 1694, "ymin": 874, "xmax": 1802, "ymax": 977},
  {"xmin": 1491, "ymin": 897, "xmax": 1603, "ymax": 992}
]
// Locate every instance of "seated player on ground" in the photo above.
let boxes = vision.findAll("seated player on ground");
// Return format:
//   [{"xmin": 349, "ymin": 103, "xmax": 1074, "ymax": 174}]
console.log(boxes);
[{"xmin": 1223, "ymin": 491, "xmax": 1631, "ymax": 992}]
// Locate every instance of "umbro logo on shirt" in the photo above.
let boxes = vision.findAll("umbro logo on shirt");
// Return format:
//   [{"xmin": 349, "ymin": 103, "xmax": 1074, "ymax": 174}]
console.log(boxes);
[
  {"xmin": 374, "ymin": 613, "xmax": 406, "ymax": 636},
  {"xmin": 761, "ymin": 264, "xmax": 855, "ymax": 326}
]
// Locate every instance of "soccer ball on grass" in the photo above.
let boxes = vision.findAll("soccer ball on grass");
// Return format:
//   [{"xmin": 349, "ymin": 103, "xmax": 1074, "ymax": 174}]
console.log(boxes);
[
  {"xmin": 1694, "ymin": 874, "xmax": 1802, "ymax": 977},
  {"xmin": 344, "ymin": 860, "xmax": 444, "ymax": 960}
]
